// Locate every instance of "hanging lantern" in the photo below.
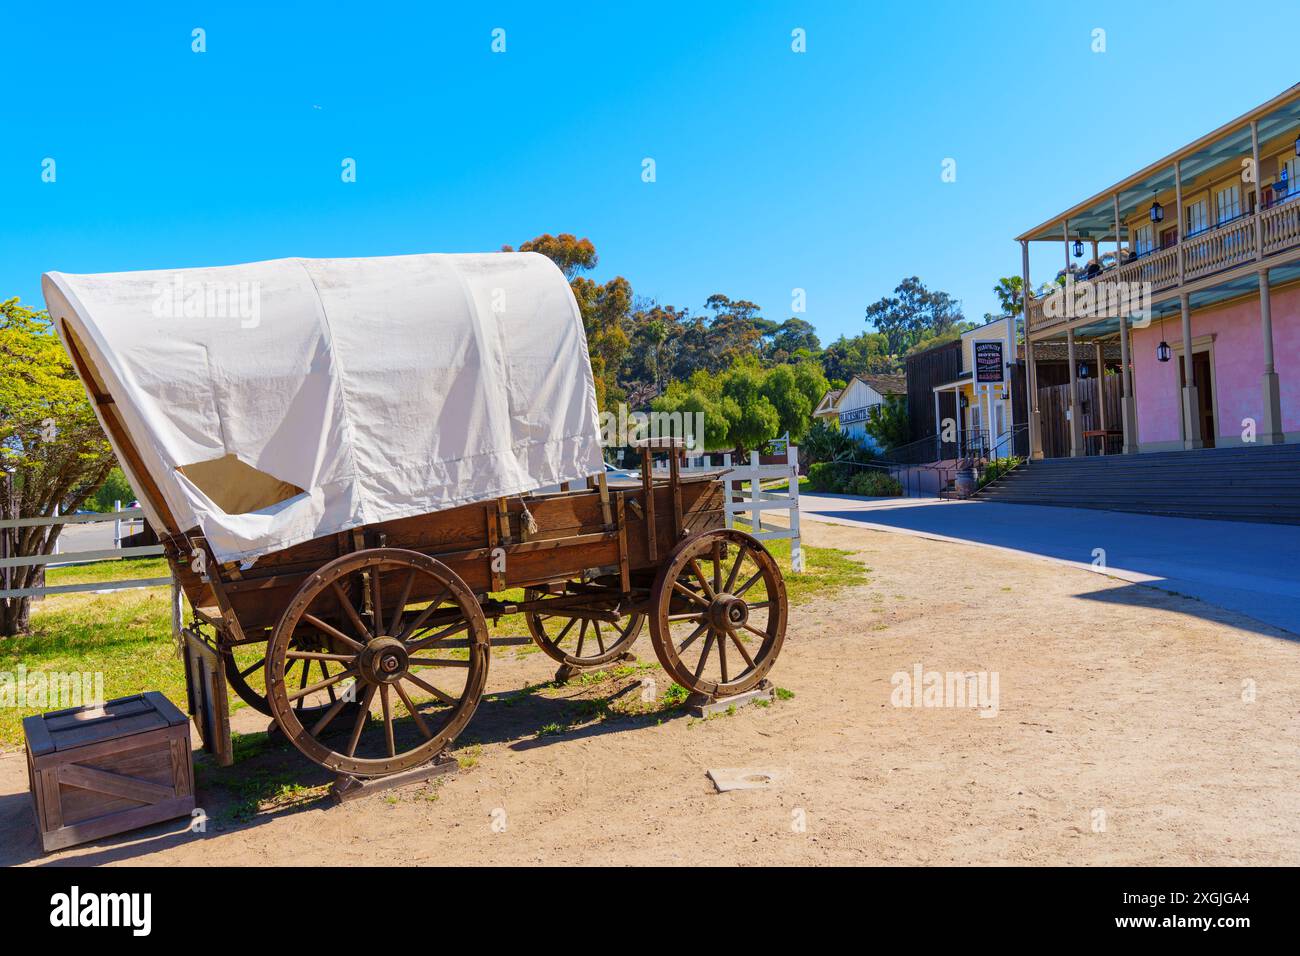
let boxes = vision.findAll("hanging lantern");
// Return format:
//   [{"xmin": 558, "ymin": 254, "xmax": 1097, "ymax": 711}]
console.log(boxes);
[
  {"xmin": 1078, "ymin": 362, "xmax": 1090, "ymax": 379},
  {"xmin": 1155, "ymin": 313, "xmax": 1172, "ymax": 362},
  {"xmin": 1294, "ymin": 132, "xmax": 1299, "ymax": 156},
  {"xmin": 1149, "ymin": 194, "xmax": 1164, "ymax": 223},
  {"xmin": 1072, "ymin": 239, "xmax": 1084, "ymax": 257}
]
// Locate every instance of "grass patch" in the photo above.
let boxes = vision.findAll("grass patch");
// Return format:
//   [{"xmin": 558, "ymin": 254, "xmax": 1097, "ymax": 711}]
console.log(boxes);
[{"xmin": 45, "ymin": 556, "xmax": 169, "ymax": 587}]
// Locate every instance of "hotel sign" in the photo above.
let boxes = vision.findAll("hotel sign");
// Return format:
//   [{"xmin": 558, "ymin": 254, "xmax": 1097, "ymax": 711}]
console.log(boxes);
[{"xmin": 974, "ymin": 341, "xmax": 1005, "ymax": 384}]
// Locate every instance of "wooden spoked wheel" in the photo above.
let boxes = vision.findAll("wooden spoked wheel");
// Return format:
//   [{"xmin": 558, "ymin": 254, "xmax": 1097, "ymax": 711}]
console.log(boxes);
[
  {"xmin": 523, "ymin": 588, "xmax": 644, "ymax": 667},
  {"xmin": 266, "ymin": 548, "xmax": 489, "ymax": 777},
  {"xmin": 648, "ymin": 529, "xmax": 787, "ymax": 699}
]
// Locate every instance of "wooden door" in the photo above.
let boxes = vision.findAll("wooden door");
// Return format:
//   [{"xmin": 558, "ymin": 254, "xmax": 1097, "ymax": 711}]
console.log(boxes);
[{"xmin": 1194, "ymin": 351, "xmax": 1215, "ymax": 447}]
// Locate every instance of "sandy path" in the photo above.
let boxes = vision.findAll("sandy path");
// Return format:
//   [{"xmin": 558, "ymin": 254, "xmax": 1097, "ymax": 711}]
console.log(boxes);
[{"xmin": 4, "ymin": 519, "xmax": 1298, "ymax": 866}]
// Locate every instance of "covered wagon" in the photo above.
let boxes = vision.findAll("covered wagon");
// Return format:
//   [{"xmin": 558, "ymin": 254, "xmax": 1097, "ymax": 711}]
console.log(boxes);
[{"xmin": 42, "ymin": 252, "xmax": 787, "ymax": 784}]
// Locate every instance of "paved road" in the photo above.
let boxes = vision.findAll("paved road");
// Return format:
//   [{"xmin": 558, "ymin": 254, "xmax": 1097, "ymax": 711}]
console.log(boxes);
[{"xmin": 798, "ymin": 494, "xmax": 1300, "ymax": 637}]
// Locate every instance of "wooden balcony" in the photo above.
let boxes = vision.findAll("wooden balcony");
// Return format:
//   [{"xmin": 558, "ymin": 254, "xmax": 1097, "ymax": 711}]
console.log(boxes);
[{"xmin": 1026, "ymin": 197, "xmax": 1300, "ymax": 334}]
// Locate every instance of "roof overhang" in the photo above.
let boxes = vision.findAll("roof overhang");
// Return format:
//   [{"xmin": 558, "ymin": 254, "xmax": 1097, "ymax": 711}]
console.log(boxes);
[{"xmin": 1016, "ymin": 84, "xmax": 1300, "ymax": 243}]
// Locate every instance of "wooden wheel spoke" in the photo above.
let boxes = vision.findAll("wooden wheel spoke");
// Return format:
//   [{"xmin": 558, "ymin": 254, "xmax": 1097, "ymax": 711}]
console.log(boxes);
[
  {"xmin": 409, "ymin": 658, "xmax": 470, "ymax": 668},
  {"xmin": 575, "ymin": 619, "xmax": 588, "ymax": 657},
  {"xmin": 403, "ymin": 671, "xmax": 456, "ymax": 705},
  {"xmin": 309, "ymin": 693, "xmax": 351, "ymax": 737},
  {"xmin": 593, "ymin": 621, "xmax": 606, "ymax": 654},
  {"xmin": 396, "ymin": 588, "xmax": 449, "ymax": 643},
  {"xmin": 238, "ymin": 656, "xmax": 266, "ymax": 679},
  {"xmin": 389, "ymin": 569, "xmax": 418, "ymax": 637},
  {"xmin": 717, "ymin": 627, "xmax": 729, "ymax": 682},
  {"xmin": 741, "ymin": 621, "xmax": 767, "ymax": 640},
  {"xmin": 321, "ymin": 660, "xmax": 336, "ymax": 702},
  {"xmin": 693, "ymin": 632, "xmax": 716, "ymax": 680},
  {"xmin": 345, "ymin": 685, "xmax": 377, "ymax": 757},
  {"xmin": 302, "ymin": 613, "xmax": 366, "ymax": 653},
  {"xmin": 295, "ymin": 656, "xmax": 311, "ymax": 712},
  {"xmin": 380, "ymin": 684, "xmax": 395, "ymax": 757},
  {"xmin": 393, "ymin": 680, "xmax": 433, "ymax": 739},
  {"xmin": 370, "ymin": 566, "xmax": 384, "ymax": 636},
  {"xmin": 724, "ymin": 625, "xmax": 756, "ymax": 668},
  {"xmin": 678, "ymin": 620, "xmax": 708, "ymax": 652},
  {"xmin": 687, "ymin": 559, "xmax": 716, "ymax": 600},
  {"xmin": 286, "ymin": 650, "xmax": 355, "ymax": 663},
  {"xmin": 406, "ymin": 619, "xmax": 468, "ymax": 652},
  {"xmin": 672, "ymin": 581, "xmax": 711, "ymax": 609},
  {"xmin": 723, "ymin": 547, "xmax": 748, "ymax": 594},
  {"xmin": 555, "ymin": 617, "xmax": 578, "ymax": 643},
  {"xmin": 734, "ymin": 569, "xmax": 764, "ymax": 598},
  {"xmin": 668, "ymin": 611, "xmax": 706, "ymax": 622},
  {"xmin": 330, "ymin": 581, "xmax": 373, "ymax": 642},
  {"xmin": 287, "ymin": 666, "xmax": 357, "ymax": 703}
]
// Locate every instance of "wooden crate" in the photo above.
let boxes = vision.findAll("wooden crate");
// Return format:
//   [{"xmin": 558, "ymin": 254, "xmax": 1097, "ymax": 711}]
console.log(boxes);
[{"xmin": 23, "ymin": 692, "xmax": 195, "ymax": 853}]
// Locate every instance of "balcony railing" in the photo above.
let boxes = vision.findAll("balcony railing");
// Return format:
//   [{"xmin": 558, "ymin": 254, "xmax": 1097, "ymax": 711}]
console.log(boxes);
[{"xmin": 1026, "ymin": 196, "xmax": 1300, "ymax": 334}]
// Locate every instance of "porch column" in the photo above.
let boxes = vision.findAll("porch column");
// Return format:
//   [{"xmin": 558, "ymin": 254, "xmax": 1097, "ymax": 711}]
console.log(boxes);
[
  {"xmin": 1258, "ymin": 268, "xmax": 1285, "ymax": 444},
  {"xmin": 1094, "ymin": 341, "xmax": 1107, "ymax": 437},
  {"xmin": 1252, "ymin": 121, "xmax": 1264, "ymax": 261},
  {"xmin": 1021, "ymin": 240, "xmax": 1044, "ymax": 460},
  {"xmin": 1066, "ymin": 327, "xmax": 1083, "ymax": 457},
  {"xmin": 1118, "ymin": 313, "xmax": 1139, "ymax": 454},
  {"xmin": 1179, "ymin": 293, "xmax": 1203, "ymax": 449}
]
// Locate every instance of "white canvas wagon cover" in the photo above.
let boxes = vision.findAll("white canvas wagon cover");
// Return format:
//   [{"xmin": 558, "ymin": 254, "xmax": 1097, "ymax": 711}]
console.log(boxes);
[{"xmin": 43, "ymin": 252, "xmax": 603, "ymax": 564}]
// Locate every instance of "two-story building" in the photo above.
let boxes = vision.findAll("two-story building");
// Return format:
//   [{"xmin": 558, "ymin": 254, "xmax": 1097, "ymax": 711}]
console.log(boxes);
[{"xmin": 1018, "ymin": 84, "xmax": 1300, "ymax": 459}]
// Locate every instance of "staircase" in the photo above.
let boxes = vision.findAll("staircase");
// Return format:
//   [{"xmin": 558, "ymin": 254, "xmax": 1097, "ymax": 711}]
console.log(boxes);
[{"xmin": 975, "ymin": 443, "xmax": 1300, "ymax": 524}]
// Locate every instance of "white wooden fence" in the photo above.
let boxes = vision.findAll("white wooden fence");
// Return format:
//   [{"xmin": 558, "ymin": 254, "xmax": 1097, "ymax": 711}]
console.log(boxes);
[
  {"xmin": 0, "ymin": 505, "xmax": 167, "ymax": 600},
  {"xmin": 654, "ymin": 444, "xmax": 802, "ymax": 572}
]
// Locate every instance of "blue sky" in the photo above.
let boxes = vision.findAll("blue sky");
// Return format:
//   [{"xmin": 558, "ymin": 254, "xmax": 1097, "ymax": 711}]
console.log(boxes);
[{"xmin": 2, "ymin": 1, "xmax": 1296, "ymax": 345}]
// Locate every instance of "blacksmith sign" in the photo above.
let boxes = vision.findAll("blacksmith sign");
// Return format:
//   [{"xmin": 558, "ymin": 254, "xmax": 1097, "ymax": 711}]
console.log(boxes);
[{"xmin": 974, "ymin": 341, "xmax": 1004, "ymax": 385}]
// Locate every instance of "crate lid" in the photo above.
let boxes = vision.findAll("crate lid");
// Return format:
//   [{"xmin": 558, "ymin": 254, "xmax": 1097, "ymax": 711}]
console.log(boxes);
[{"xmin": 23, "ymin": 692, "xmax": 187, "ymax": 756}]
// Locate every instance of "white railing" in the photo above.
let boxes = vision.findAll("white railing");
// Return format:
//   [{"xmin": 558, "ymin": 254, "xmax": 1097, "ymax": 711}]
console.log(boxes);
[
  {"xmin": 0, "ymin": 505, "xmax": 168, "ymax": 600},
  {"xmin": 654, "ymin": 444, "xmax": 803, "ymax": 572}
]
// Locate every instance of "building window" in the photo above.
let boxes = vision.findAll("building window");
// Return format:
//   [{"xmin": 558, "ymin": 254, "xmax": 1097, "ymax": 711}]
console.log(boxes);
[
  {"xmin": 1280, "ymin": 157, "xmax": 1298, "ymax": 201},
  {"xmin": 1215, "ymin": 184, "xmax": 1241, "ymax": 225},
  {"xmin": 1185, "ymin": 199, "xmax": 1207, "ymax": 237},
  {"xmin": 1134, "ymin": 223, "xmax": 1154, "ymax": 255}
]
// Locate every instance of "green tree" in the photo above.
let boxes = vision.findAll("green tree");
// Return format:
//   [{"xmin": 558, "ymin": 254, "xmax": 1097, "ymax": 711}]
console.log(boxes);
[
  {"xmin": 992, "ymin": 276, "xmax": 1024, "ymax": 317},
  {"xmin": 90, "ymin": 467, "xmax": 135, "ymax": 511},
  {"xmin": 651, "ymin": 381, "xmax": 737, "ymax": 451},
  {"xmin": 821, "ymin": 331, "xmax": 895, "ymax": 380},
  {"xmin": 1, "ymin": 298, "xmax": 117, "ymax": 636},
  {"xmin": 865, "ymin": 276, "xmax": 964, "ymax": 356},
  {"xmin": 719, "ymin": 364, "xmax": 780, "ymax": 456},
  {"xmin": 865, "ymin": 395, "xmax": 910, "ymax": 451},
  {"xmin": 759, "ymin": 361, "xmax": 828, "ymax": 444},
  {"xmin": 504, "ymin": 233, "xmax": 597, "ymax": 280}
]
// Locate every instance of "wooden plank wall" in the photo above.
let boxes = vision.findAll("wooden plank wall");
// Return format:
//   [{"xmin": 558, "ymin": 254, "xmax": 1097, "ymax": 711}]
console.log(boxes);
[
  {"xmin": 904, "ymin": 339, "xmax": 963, "ymax": 442},
  {"xmin": 1037, "ymin": 373, "xmax": 1123, "ymax": 458}
]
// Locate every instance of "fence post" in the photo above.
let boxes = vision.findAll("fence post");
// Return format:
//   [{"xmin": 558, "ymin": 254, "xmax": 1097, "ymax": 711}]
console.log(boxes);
[
  {"xmin": 788, "ymin": 444, "xmax": 803, "ymax": 573},
  {"xmin": 722, "ymin": 453, "xmax": 733, "ymax": 529},
  {"xmin": 750, "ymin": 453, "xmax": 762, "ymax": 537},
  {"xmin": 114, "ymin": 500, "xmax": 122, "ymax": 548}
]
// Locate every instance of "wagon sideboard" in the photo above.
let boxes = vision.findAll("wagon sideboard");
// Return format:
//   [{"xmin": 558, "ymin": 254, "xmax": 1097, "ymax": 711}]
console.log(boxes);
[{"xmin": 172, "ymin": 475, "xmax": 726, "ymax": 635}]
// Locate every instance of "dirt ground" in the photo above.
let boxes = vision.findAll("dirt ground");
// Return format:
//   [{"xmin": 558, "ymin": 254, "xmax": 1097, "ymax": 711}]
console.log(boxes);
[{"xmin": 4, "ymin": 517, "xmax": 1298, "ymax": 866}]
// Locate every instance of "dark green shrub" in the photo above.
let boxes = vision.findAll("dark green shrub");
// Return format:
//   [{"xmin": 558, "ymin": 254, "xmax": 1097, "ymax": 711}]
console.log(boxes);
[{"xmin": 844, "ymin": 470, "xmax": 903, "ymax": 497}]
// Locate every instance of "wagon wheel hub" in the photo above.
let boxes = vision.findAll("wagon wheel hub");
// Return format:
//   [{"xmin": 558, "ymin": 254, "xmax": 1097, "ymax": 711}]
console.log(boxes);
[
  {"xmin": 358, "ymin": 636, "xmax": 409, "ymax": 685},
  {"xmin": 708, "ymin": 593, "xmax": 748, "ymax": 631}
]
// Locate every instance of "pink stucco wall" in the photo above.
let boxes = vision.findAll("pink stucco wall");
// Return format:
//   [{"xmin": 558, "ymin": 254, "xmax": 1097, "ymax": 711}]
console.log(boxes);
[{"xmin": 1130, "ymin": 283, "xmax": 1300, "ymax": 446}]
